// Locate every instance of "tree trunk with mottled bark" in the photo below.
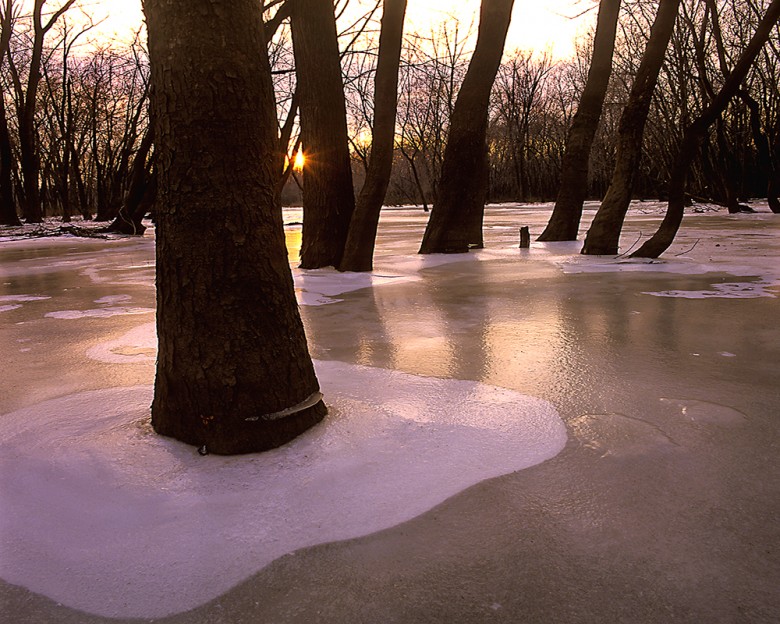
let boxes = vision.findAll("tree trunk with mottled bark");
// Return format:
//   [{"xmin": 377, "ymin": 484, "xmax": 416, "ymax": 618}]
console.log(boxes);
[
  {"xmin": 632, "ymin": 0, "xmax": 780, "ymax": 258},
  {"xmin": 538, "ymin": 0, "xmax": 621, "ymax": 242},
  {"xmin": 339, "ymin": 0, "xmax": 407, "ymax": 272},
  {"xmin": 292, "ymin": 0, "xmax": 356, "ymax": 269},
  {"xmin": 145, "ymin": 0, "xmax": 326, "ymax": 455},
  {"xmin": 419, "ymin": 0, "xmax": 515, "ymax": 254},
  {"xmin": 582, "ymin": 0, "xmax": 681, "ymax": 255}
]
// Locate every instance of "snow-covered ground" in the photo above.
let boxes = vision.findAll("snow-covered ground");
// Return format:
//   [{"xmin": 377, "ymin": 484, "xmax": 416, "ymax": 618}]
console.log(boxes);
[{"xmin": 1, "ymin": 201, "xmax": 779, "ymax": 622}]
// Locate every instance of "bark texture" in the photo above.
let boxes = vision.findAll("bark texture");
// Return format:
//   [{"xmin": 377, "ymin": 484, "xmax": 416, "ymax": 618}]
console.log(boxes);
[
  {"xmin": 632, "ymin": 0, "xmax": 780, "ymax": 258},
  {"xmin": 419, "ymin": 0, "xmax": 515, "ymax": 254},
  {"xmin": 582, "ymin": 0, "xmax": 682, "ymax": 255},
  {"xmin": 292, "ymin": 0, "xmax": 356, "ymax": 269},
  {"xmin": 145, "ymin": 0, "xmax": 326, "ymax": 455},
  {"xmin": 538, "ymin": 0, "xmax": 621, "ymax": 242},
  {"xmin": 339, "ymin": 0, "xmax": 407, "ymax": 272}
]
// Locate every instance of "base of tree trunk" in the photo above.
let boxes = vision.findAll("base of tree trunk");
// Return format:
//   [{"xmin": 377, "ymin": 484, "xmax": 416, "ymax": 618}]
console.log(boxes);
[{"xmin": 153, "ymin": 399, "xmax": 327, "ymax": 456}]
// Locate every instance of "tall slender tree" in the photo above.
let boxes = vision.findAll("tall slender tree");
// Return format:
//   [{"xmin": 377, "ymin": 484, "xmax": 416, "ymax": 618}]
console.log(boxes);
[
  {"xmin": 582, "ymin": 0, "xmax": 682, "ymax": 255},
  {"xmin": 14, "ymin": 0, "xmax": 76, "ymax": 223},
  {"xmin": 145, "ymin": 0, "xmax": 326, "ymax": 455},
  {"xmin": 0, "ymin": 0, "xmax": 19, "ymax": 225},
  {"xmin": 339, "ymin": 0, "xmax": 408, "ymax": 272},
  {"xmin": 419, "ymin": 0, "xmax": 515, "ymax": 254},
  {"xmin": 538, "ymin": 0, "xmax": 621, "ymax": 242},
  {"xmin": 291, "ymin": 0, "xmax": 356, "ymax": 269}
]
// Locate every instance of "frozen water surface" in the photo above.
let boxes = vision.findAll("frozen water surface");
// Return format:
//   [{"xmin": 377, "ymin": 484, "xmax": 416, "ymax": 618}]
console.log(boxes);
[{"xmin": 1, "ymin": 202, "xmax": 780, "ymax": 622}]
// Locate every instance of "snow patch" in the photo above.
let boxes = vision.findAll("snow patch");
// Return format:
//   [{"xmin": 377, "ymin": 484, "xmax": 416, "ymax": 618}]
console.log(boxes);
[
  {"xmin": 0, "ymin": 362, "xmax": 566, "ymax": 619},
  {"xmin": 294, "ymin": 268, "xmax": 417, "ymax": 306},
  {"xmin": 0, "ymin": 304, "xmax": 21, "ymax": 313},
  {"xmin": 45, "ymin": 307, "xmax": 154, "ymax": 319}
]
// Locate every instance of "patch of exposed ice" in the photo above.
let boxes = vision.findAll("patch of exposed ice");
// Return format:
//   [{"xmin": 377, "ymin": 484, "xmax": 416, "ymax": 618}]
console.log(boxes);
[
  {"xmin": 659, "ymin": 398, "xmax": 747, "ymax": 426},
  {"xmin": 643, "ymin": 280, "xmax": 777, "ymax": 299},
  {"xmin": 0, "ymin": 361, "xmax": 566, "ymax": 618},
  {"xmin": 45, "ymin": 306, "xmax": 154, "ymax": 319},
  {"xmin": 93, "ymin": 294, "xmax": 132, "ymax": 305}
]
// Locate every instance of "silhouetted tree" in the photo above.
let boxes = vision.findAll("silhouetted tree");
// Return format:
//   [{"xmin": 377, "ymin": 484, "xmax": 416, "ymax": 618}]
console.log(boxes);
[
  {"xmin": 538, "ymin": 0, "xmax": 621, "ymax": 241},
  {"xmin": 633, "ymin": 0, "xmax": 780, "ymax": 258},
  {"xmin": 419, "ymin": 0, "xmax": 515, "ymax": 254},
  {"xmin": 291, "ymin": 0, "xmax": 355, "ymax": 269},
  {"xmin": 339, "ymin": 0, "xmax": 407, "ymax": 272},
  {"xmin": 582, "ymin": 0, "xmax": 681, "ymax": 255},
  {"xmin": 145, "ymin": 0, "xmax": 326, "ymax": 455}
]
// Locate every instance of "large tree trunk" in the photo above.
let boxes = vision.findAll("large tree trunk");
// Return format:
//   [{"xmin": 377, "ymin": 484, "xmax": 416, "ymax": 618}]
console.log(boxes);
[
  {"xmin": 339, "ymin": 0, "xmax": 407, "ymax": 272},
  {"xmin": 291, "ymin": 0, "xmax": 356, "ymax": 269},
  {"xmin": 419, "ymin": 0, "xmax": 515, "ymax": 254},
  {"xmin": 538, "ymin": 0, "xmax": 621, "ymax": 242},
  {"xmin": 582, "ymin": 0, "xmax": 681, "ymax": 255},
  {"xmin": 145, "ymin": 0, "xmax": 326, "ymax": 455},
  {"xmin": 632, "ymin": 0, "xmax": 780, "ymax": 258}
]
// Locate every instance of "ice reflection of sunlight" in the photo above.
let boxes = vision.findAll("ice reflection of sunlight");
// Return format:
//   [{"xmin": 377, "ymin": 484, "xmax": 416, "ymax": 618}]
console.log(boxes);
[
  {"xmin": 371, "ymin": 287, "xmax": 456, "ymax": 378},
  {"xmin": 285, "ymin": 228, "xmax": 302, "ymax": 265}
]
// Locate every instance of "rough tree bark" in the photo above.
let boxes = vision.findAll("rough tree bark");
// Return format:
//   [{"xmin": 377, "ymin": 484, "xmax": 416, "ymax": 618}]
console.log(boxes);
[
  {"xmin": 419, "ymin": 0, "xmax": 515, "ymax": 254},
  {"xmin": 538, "ymin": 0, "xmax": 621, "ymax": 242},
  {"xmin": 291, "ymin": 0, "xmax": 356, "ymax": 269},
  {"xmin": 632, "ymin": 0, "xmax": 780, "ymax": 258},
  {"xmin": 582, "ymin": 0, "xmax": 682, "ymax": 255},
  {"xmin": 339, "ymin": 0, "xmax": 407, "ymax": 272},
  {"xmin": 145, "ymin": 0, "xmax": 326, "ymax": 455}
]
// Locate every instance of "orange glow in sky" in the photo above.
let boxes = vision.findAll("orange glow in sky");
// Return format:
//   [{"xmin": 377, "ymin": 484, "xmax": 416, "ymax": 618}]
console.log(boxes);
[{"xmin": 66, "ymin": 0, "xmax": 593, "ymax": 59}]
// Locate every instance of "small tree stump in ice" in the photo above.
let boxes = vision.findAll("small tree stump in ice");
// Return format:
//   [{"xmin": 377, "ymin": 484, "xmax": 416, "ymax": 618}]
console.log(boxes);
[{"xmin": 519, "ymin": 226, "xmax": 530, "ymax": 248}]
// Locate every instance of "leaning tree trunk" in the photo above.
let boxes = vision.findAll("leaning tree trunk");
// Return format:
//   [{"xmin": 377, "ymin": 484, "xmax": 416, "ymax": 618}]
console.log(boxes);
[
  {"xmin": 145, "ymin": 0, "xmax": 326, "ymax": 455},
  {"xmin": 582, "ymin": 0, "xmax": 682, "ymax": 255},
  {"xmin": 339, "ymin": 0, "xmax": 407, "ymax": 273},
  {"xmin": 291, "ymin": 0, "xmax": 356, "ymax": 269},
  {"xmin": 419, "ymin": 0, "xmax": 515, "ymax": 254},
  {"xmin": 632, "ymin": 0, "xmax": 780, "ymax": 258},
  {"xmin": 538, "ymin": 0, "xmax": 621, "ymax": 242},
  {"xmin": 107, "ymin": 127, "xmax": 154, "ymax": 234}
]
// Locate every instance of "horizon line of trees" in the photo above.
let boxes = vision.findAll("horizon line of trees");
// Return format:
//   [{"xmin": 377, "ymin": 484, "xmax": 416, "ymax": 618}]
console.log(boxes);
[{"xmin": 2, "ymin": 0, "xmax": 778, "ymax": 234}]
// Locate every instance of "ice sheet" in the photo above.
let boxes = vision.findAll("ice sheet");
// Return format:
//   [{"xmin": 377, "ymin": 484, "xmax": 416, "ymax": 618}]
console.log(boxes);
[{"xmin": 0, "ymin": 361, "xmax": 566, "ymax": 618}]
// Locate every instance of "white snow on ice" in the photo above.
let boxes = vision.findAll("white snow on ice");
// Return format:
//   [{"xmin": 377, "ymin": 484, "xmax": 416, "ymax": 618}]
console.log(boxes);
[
  {"xmin": 0, "ymin": 359, "xmax": 566, "ymax": 618},
  {"xmin": 45, "ymin": 306, "xmax": 154, "ymax": 319}
]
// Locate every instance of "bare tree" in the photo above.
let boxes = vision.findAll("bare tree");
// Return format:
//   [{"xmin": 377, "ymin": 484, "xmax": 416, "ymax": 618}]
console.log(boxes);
[
  {"xmin": 0, "ymin": 0, "xmax": 19, "ymax": 224},
  {"xmin": 539, "ymin": 0, "xmax": 621, "ymax": 241},
  {"xmin": 582, "ymin": 0, "xmax": 682, "ymax": 255},
  {"xmin": 291, "ymin": 0, "xmax": 356, "ymax": 269},
  {"xmin": 419, "ymin": 0, "xmax": 515, "ymax": 254},
  {"xmin": 633, "ymin": 0, "xmax": 780, "ymax": 258},
  {"xmin": 339, "ymin": 0, "xmax": 407, "ymax": 272}
]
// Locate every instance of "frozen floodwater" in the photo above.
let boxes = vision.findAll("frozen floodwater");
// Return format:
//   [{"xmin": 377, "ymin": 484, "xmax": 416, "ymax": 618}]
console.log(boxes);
[{"xmin": 1, "ymin": 201, "xmax": 779, "ymax": 623}]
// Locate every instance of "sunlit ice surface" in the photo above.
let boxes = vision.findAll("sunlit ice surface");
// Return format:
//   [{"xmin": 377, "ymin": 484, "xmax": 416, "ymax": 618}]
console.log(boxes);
[{"xmin": 1, "ymin": 200, "xmax": 779, "ymax": 618}]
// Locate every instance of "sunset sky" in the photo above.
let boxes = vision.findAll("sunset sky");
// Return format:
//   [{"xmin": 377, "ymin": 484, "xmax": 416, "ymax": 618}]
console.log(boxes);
[{"xmin": 76, "ymin": 0, "xmax": 594, "ymax": 59}]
